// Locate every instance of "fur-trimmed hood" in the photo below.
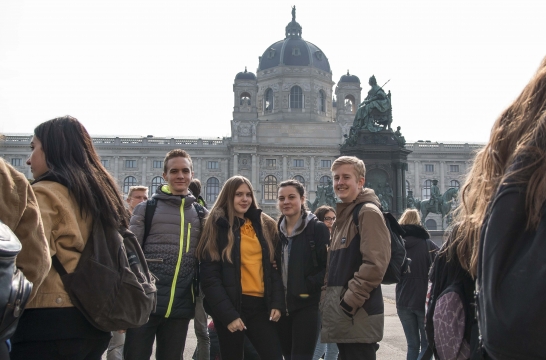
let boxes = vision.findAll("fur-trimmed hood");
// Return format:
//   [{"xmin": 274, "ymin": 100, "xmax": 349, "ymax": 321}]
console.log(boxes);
[{"xmin": 401, "ymin": 224, "xmax": 430, "ymax": 249}]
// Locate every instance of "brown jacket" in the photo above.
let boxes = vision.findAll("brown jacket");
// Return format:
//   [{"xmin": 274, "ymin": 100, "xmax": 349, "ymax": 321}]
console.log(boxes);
[
  {"xmin": 320, "ymin": 188, "xmax": 391, "ymax": 343},
  {"xmin": 27, "ymin": 180, "xmax": 92, "ymax": 308},
  {"xmin": 0, "ymin": 159, "xmax": 50, "ymax": 302}
]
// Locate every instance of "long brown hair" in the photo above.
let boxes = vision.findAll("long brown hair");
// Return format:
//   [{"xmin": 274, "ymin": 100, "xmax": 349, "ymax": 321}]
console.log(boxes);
[
  {"xmin": 197, "ymin": 176, "xmax": 275, "ymax": 263},
  {"xmin": 449, "ymin": 57, "xmax": 546, "ymax": 277}
]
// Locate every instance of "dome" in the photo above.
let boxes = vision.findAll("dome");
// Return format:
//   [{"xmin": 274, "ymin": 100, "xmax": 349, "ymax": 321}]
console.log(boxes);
[
  {"xmin": 235, "ymin": 67, "xmax": 256, "ymax": 80},
  {"xmin": 258, "ymin": 9, "xmax": 331, "ymax": 73},
  {"xmin": 339, "ymin": 70, "xmax": 360, "ymax": 83}
]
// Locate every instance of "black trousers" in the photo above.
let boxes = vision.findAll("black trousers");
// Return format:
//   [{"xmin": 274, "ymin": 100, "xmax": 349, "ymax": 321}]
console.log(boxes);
[
  {"xmin": 276, "ymin": 305, "xmax": 320, "ymax": 360},
  {"xmin": 10, "ymin": 337, "xmax": 110, "ymax": 360},
  {"xmin": 337, "ymin": 342, "xmax": 379, "ymax": 360},
  {"xmin": 124, "ymin": 314, "xmax": 190, "ymax": 360},
  {"xmin": 214, "ymin": 295, "xmax": 283, "ymax": 360}
]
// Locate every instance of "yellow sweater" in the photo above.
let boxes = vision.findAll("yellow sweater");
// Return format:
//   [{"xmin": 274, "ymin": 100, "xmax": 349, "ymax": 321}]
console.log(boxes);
[{"xmin": 240, "ymin": 219, "xmax": 264, "ymax": 297}]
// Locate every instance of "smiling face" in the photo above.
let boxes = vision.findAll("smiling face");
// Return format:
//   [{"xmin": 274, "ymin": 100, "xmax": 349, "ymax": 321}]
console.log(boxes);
[
  {"xmin": 333, "ymin": 164, "xmax": 365, "ymax": 203},
  {"xmin": 26, "ymin": 136, "xmax": 49, "ymax": 179},
  {"xmin": 233, "ymin": 183, "xmax": 253, "ymax": 218},
  {"xmin": 163, "ymin": 157, "xmax": 193, "ymax": 195},
  {"xmin": 277, "ymin": 185, "xmax": 304, "ymax": 219}
]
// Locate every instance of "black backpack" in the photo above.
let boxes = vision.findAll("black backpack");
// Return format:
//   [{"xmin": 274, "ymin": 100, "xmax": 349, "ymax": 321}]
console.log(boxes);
[
  {"xmin": 352, "ymin": 202, "xmax": 411, "ymax": 284},
  {"xmin": 0, "ymin": 220, "xmax": 32, "ymax": 341},
  {"xmin": 52, "ymin": 222, "xmax": 157, "ymax": 332}
]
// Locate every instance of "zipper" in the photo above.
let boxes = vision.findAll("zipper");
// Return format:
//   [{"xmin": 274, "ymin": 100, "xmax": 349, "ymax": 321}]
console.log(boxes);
[{"xmin": 165, "ymin": 197, "xmax": 186, "ymax": 318}]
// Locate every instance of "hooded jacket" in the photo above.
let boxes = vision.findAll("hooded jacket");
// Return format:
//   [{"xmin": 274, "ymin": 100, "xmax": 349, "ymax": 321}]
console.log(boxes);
[
  {"xmin": 278, "ymin": 211, "xmax": 329, "ymax": 313},
  {"xmin": 395, "ymin": 224, "xmax": 438, "ymax": 311},
  {"xmin": 130, "ymin": 184, "xmax": 205, "ymax": 319},
  {"xmin": 320, "ymin": 189, "xmax": 391, "ymax": 344},
  {"xmin": 200, "ymin": 207, "xmax": 285, "ymax": 327}
]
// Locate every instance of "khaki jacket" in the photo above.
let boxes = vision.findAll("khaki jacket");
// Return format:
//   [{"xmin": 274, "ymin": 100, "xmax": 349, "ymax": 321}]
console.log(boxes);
[
  {"xmin": 0, "ymin": 159, "xmax": 50, "ymax": 301},
  {"xmin": 320, "ymin": 189, "xmax": 391, "ymax": 343},
  {"xmin": 27, "ymin": 180, "xmax": 92, "ymax": 308}
]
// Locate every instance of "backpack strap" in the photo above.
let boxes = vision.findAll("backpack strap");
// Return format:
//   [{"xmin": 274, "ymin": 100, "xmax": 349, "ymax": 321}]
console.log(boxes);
[
  {"xmin": 351, "ymin": 202, "xmax": 368, "ymax": 230},
  {"xmin": 193, "ymin": 202, "xmax": 206, "ymax": 229},
  {"xmin": 51, "ymin": 255, "xmax": 67, "ymax": 277},
  {"xmin": 143, "ymin": 198, "xmax": 157, "ymax": 246}
]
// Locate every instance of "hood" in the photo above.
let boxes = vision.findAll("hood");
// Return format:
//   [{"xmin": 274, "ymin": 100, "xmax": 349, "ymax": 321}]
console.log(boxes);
[
  {"xmin": 151, "ymin": 184, "xmax": 196, "ymax": 208},
  {"xmin": 335, "ymin": 188, "xmax": 380, "ymax": 217},
  {"xmin": 401, "ymin": 224, "xmax": 430, "ymax": 248},
  {"xmin": 279, "ymin": 211, "xmax": 316, "ymax": 238}
]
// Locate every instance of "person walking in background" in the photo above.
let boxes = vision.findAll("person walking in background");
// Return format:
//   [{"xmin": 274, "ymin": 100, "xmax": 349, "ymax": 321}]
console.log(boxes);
[
  {"xmin": 189, "ymin": 178, "xmax": 208, "ymax": 209},
  {"xmin": 11, "ymin": 116, "xmax": 129, "ymax": 359},
  {"xmin": 276, "ymin": 180, "xmax": 329, "ymax": 360},
  {"xmin": 197, "ymin": 176, "xmax": 284, "ymax": 360},
  {"xmin": 126, "ymin": 185, "xmax": 149, "ymax": 213},
  {"xmin": 396, "ymin": 209, "xmax": 438, "ymax": 360},
  {"xmin": 311, "ymin": 205, "xmax": 339, "ymax": 360}
]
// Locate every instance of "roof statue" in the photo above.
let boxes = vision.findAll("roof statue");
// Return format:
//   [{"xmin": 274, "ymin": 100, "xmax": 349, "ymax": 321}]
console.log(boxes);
[{"xmin": 292, "ymin": 5, "xmax": 296, "ymax": 21}]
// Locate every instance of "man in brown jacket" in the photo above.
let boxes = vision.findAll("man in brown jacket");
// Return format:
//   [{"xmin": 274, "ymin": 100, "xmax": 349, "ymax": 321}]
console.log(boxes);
[{"xmin": 320, "ymin": 156, "xmax": 391, "ymax": 360}]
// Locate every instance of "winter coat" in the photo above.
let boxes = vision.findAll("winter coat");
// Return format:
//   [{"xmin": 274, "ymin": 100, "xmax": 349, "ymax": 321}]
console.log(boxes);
[
  {"xmin": 200, "ymin": 207, "xmax": 285, "ymax": 327},
  {"xmin": 395, "ymin": 224, "xmax": 438, "ymax": 311},
  {"xmin": 130, "ymin": 184, "xmax": 205, "ymax": 319},
  {"xmin": 320, "ymin": 189, "xmax": 391, "ymax": 344},
  {"xmin": 0, "ymin": 159, "xmax": 50, "ymax": 303},
  {"xmin": 278, "ymin": 212, "xmax": 329, "ymax": 313}
]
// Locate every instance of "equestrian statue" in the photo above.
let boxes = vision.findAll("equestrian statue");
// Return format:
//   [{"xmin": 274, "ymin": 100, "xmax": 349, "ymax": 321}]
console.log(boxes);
[{"xmin": 414, "ymin": 187, "xmax": 458, "ymax": 230}]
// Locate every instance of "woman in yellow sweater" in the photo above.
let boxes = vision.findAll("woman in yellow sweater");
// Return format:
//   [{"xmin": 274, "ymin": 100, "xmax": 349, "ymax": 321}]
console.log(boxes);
[{"xmin": 197, "ymin": 176, "xmax": 285, "ymax": 360}]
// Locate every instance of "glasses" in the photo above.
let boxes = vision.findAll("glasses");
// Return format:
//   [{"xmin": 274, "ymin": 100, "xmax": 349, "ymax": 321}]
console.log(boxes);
[{"xmin": 324, "ymin": 217, "xmax": 336, "ymax": 222}]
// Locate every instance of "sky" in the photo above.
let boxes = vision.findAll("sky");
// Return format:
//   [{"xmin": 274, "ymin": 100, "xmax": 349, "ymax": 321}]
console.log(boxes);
[{"xmin": 1, "ymin": 0, "xmax": 545, "ymax": 142}]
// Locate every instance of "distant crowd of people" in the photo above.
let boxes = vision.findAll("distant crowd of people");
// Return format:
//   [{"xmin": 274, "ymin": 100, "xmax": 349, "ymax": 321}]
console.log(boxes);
[{"xmin": 2, "ymin": 57, "xmax": 546, "ymax": 360}]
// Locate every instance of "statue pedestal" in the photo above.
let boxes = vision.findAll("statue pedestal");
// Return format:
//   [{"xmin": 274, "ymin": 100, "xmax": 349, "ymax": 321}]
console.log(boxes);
[{"xmin": 341, "ymin": 128, "xmax": 411, "ymax": 217}]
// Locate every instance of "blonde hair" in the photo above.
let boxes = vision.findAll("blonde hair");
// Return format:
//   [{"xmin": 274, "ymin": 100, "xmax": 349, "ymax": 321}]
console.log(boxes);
[
  {"xmin": 399, "ymin": 209, "xmax": 421, "ymax": 225},
  {"xmin": 127, "ymin": 185, "xmax": 149, "ymax": 198},
  {"xmin": 331, "ymin": 156, "xmax": 366, "ymax": 179}
]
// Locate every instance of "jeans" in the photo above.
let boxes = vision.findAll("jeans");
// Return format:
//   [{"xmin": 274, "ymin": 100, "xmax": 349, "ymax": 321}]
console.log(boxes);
[
  {"xmin": 277, "ymin": 305, "xmax": 320, "ymax": 360},
  {"xmin": 106, "ymin": 331, "xmax": 125, "ymax": 360},
  {"xmin": 194, "ymin": 293, "xmax": 210, "ymax": 360},
  {"xmin": 397, "ymin": 307, "xmax": 429, "ymax": 360},
  {"xmin": 312, "ymin": 331, "xmax": 339, "ymax": 360}
]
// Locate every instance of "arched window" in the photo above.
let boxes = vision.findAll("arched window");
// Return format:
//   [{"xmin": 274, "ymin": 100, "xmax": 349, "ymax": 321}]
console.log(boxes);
[
  {"xmin": 422, "ymin": 179, "xmax": 432, "ymax": 200},
  {"xmin": 450, "ymin": 180, "xmax": 460, "ymax": 190},
  {"xmin": 264, "ymin": 175, "xmax": 278, "ymax": 200},
  {"xmin": 406, "ymin": 180, "xmax": 411, "ymax": 191},
  {"xmin": 425, "ymin": 219, "xmax": 437, "ymax": 230},
  {"xmin": 293, "ymin": 175, "xmax": 305, "ymax": 185},
  {"xmin": 318, "ymin": 90, "xmax": 325, "ymax": 112},
  {"xmin": 319, "ymin": 176, "xmax": 331, "ymax": 187},
  {"xmin": 123, "ymin": 176, "xmax": 137, "ymax": 195},
  {"xmin": 264, "ymin": 88, "xmax": 273, "ymax": 113},
  {"xmin": 151, "ymin": 176, "xmax": 163, "ymax": 194},
  {"xmin": 240, "ymin": 92, "xmax": 251, "ymax": 106},
  {"xmin": 206, "ymin": 177, "xmax": 220, "ymax": 203},
  {"xmin": 290, "ymin": 86, "xmax": 303, "ymax": 109},
  {"xmin": 344, "ymin": 95, "xmax": 355, "ymax": 113}
]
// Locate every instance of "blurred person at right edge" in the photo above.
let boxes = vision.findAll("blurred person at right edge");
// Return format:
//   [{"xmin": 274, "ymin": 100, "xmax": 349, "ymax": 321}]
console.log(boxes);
[
  {"xmin": 476, "ymin": 57, "xmax": 546, "ymax": 359},
  {"xmin": 396, "ymin": 209, "xmax": 438, "ymax": 360},
  {"xmin": 311, "ymin": 205, "xmax": 339, "ymax": 360}
]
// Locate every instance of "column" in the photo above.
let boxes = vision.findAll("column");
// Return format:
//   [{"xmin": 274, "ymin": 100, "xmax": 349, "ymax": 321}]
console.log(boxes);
[
  {"xmin": 196, "ymin": 158, "xmax": 202, "ymax": 180},
  {"xmin": 141, "ymin": 156, "xmax": 147, "ymax": 186},
  {"xmin": 282, "ymin": 156, "xmax": 288, "ymax": 180},
  {"xmin": 414, "ymin": 161, "xmax": 419, "ymax": 196},
  {"xmin": 397, "ymin": 164, "xmax": 403, "ymax": 214},
  {"xmin": 251, "ymin": 154, "xmax": 257, "ymax": 188},
  {"xmin": 114, "ymin": 156, "xmax": 119, "ymax": 180},
  {"xmin": 440, "ymin": 161, "xmax": 445, "ymax": 193},
  {"xmin": 223, "ymin": 158, "xmax": 229, "ymax": 180},
  {"xmin": 402, "ymin": 163, "xmax": 407, "ymax": 209},
  {"xmin": 310, "ymin": 156, "xmax": 315, "ymax": 198},
  {"xmin": 233, "ymin": 153, "xmax": 238, "ymax": 176}
]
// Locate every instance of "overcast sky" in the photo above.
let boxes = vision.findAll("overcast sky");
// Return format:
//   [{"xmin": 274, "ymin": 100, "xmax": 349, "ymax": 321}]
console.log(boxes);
[{"xmin": 1, "ymin": 0, "xmax": 544, "ymax": 142}]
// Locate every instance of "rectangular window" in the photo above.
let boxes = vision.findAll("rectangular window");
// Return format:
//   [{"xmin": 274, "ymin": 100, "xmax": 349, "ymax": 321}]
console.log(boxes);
[
  {"xmin": 425, "ymin": 164, "xmax": 434, "ymax": 172},
  {"xmin": 153, "ymin": 160, "xmax": 163, "ymax": 169},
  {"xmin": 450, "ymin": 165, "xmax": 460, "ymax": 173},
  {"xmin": 321, "ymin": 160, "xmax": 331, "ymax": 168},
  {"xmin": 125, "ymin": 160, "xmax": 136, "ymax": 168},
  {"xmin": 101, "ymin": 159, "xmax": 109, "ymax": 167},
  {"xmin": 10, "ymin": 158, "xmax": 22, "ymax": 167},
  {"xmin": 293, "ymin": 159, "xmax": 304, "ymax": 167},
  {"xmin": 207, "ymin": 161, "xmax": 219, "ymax": 169},
  {"xmin": 266, "ymin": 159, "xmax": 276, "ymax": 167}
]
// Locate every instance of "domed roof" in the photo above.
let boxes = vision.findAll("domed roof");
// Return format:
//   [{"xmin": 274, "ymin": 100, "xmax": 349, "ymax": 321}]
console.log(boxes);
[
  {"xmin": 258, "ymin": 9, "xmax": 331, "ymax": 73},
  {"xmin": 235, "ymin": 67, "xmax": 256, "ymax": 80},
  {"xmin": 339, "ymin": 70, "xmax": 360, "ymax": 83}
]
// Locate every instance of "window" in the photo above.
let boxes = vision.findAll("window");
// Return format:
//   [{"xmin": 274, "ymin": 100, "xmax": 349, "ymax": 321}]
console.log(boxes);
[
  {"xmin": 123, "ymin": 176, "xmax": 137, "ymax": 194},
  {"xmin": 425, "ymin": 219, "xmax": 437, "ymax": 231},
  {"xmin": 344, "ymin": 95, "xmax": 355, "ymax": 113},
  {"xmin": 450, "ymin": 180, "xmax": 460, "ymax": 190},
  {"xmin": 153, "ymin": 160, "xmax": 163, "ymax": 169},
  {"xmin": 240, "ymin": 92, "xmax": 251, "ymax": 106},
  {"xmin": 320, "ymin": 160, "xmax": 331, "ymax": 168},
  {"xmin": 207, "ymin": 161, "xmax": 219, "ymax": 170},
  {"xmin": 125, "ymin": 160, "xmax": 136, "ymax": 168},
  {"xmin": 264, "ymin": 175, "xmax": 278, "ymax": 200},
  {"xmin": 293, "ymin": 175, "xmax": 305, "ymax": 184},
  {"xmin": 318, "ymin": 90, "xmax": 325, "ymax": 112},
  {"xmin": 10, "ymin": 158, "xmax": 21, "ymax": 167},
  {"xmin": 264, "ymin": 88, "xmax": 273, "ymax": 113},
  {"xmin": 425, "ymin": 164, "xmax": 434, "ymax": 172},
  {"xmin": 293, "ymin": 159, "xmax": 304, "ymax": 167},
  {"xmin": 450, "ymin": 165, "xmax": 460, "ymax": 173},
  {"xmin": 101, "ymin": 159, "xmax": 109, "ymax": 167},
  {"xmin": 151, "ymin": 176, "xmax": 163, "ymax": 193},
  {"xmin": 422, "ymin": 179, "xmax": 432, "ymax": 199},
  {"xmin": 290, "ymin": 86, "xmax": 303, "ymax": 109},
  {"xmin": 319, "ymin": 176, "xmax": 331, "ymax": 187},
  {"xmin": 206, "ymin": 177, "xmax": 220, "ymax": 203},
  {"xmin": 266, "ymin": 159, "xmax": 276, "ymax": 168}
]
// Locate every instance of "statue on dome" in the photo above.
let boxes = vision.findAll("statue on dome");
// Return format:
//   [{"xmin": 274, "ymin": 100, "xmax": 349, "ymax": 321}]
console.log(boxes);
[
  {"xmin": 353, "ymin": 75, "xmax": 392, "ymax": 132},
  {"xmin": 292, "ymin": 5, "xmax": 296, "ymax": 21}
]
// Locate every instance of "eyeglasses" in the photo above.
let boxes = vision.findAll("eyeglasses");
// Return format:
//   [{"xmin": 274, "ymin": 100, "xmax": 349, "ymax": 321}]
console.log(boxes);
[{"xmin": 324, "ymin": 217, "xmax": 336, "ymax": 222}]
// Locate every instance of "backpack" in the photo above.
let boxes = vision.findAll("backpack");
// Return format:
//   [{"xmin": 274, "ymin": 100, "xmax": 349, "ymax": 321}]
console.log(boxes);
[
  {"xmin": 0, "ymin": 220, "xmax": 33, "ymax": 341},
  {"xmin": 352, "ymin": 202, "xmax": 411, "ymax": 284},
  {"xmin": 51, "ymin": 222, "xmax": 157, "ymax": 332}
]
